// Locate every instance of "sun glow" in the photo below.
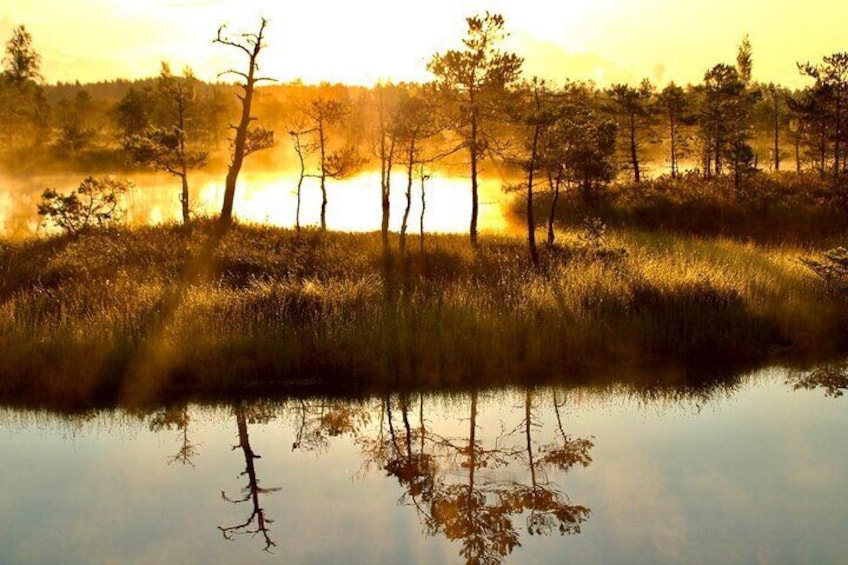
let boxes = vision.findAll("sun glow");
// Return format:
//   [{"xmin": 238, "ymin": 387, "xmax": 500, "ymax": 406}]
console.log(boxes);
[
  {"xmin": 3, "ymin": 0, "xmax": 847, "ymax": 87},
  {"xmin": 140, "ymin": 171, "xmax": 510, "ymax": 234}
]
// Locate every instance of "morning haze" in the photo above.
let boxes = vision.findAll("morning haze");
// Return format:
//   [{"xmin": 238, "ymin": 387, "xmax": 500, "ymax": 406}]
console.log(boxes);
[{"xmin": 0, "ymin": 2, "xmax": 847, "ymax": 564}]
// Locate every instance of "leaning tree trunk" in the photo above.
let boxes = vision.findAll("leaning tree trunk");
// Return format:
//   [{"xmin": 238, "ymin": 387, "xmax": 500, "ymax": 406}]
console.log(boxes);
[{"xmin": 217, "ymin": 19, "xmax": 271, "ymax": 230}]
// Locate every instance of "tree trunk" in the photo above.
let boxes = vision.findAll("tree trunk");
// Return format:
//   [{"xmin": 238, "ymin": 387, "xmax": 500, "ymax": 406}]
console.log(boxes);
[
  {"xmin": 773, "ymin": 94, "xmax": 781, "ymax": 172},
  {"xmin": 216, "ymin": 19, "xmax": 269, "ymax": 230},
  {"xmin": 378, "ymin": 92, "xmax": 393, "ymax": 248},
  {"xmin": 469, "ymin": 96, "xmax": 480, "ymax": 247},
  {"xmin": 318, "ymin": 122, "xmax": 328, "ymax": 231},
  {"xmin": 178, "ymin": 99, "xmax": 191, "ymax": 227},
  {"xmin": 180, "ymin": 173, "xmax": 190, "ymax": 226},
  {"xmin": 419, "ymin": 170, "xmax": 426, "ymax": 253},
  {"xmin": 400, "ymin": 143, "xmax": 415, "ymax": 253},
  {"xmin": 835, "ymin": 97, "xmax": 842, "ymax": 177},
  {"xmin": 527, "ymin": 95, "xmax": 540, "ymax": 265},
  {"xmin": 220, "ymin": 82, "xmax": 256, "ymax": 228},
  {"xmin": 546, "ymin": 169, "xmax": 561, "ymax": 246},
  {"xmin": 629, "ymin": 113, "xmax": 640, "ymax": 183},
  {"xmin": 669, "ymin": 112, "xmax": 677, "ymax": 179}
]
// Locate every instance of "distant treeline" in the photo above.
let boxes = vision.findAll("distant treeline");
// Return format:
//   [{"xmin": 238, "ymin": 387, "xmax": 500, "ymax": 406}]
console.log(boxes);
[{"xmin": 2, "ymin": 16, "xmax": 847, "ymax": 250}]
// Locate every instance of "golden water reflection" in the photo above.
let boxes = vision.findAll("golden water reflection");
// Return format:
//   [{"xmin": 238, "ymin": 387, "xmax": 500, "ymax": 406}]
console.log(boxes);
[
  {"xmin": 0, "ymin": 169, "xmax": 512, "ymax": 237},
  {"xmin": 1, "ymin": 372, "xmax": 847, "ymax": 563}
]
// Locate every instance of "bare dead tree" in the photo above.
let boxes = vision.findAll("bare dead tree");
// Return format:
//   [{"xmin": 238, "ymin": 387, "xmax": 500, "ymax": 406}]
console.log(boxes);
[
  {"xmin": 288, "ymin": 124, "xmax": 316, "ymax": 232},
  {"xmin": 214, "ymin": 18, "xmax": 276, "ymax": 229}
]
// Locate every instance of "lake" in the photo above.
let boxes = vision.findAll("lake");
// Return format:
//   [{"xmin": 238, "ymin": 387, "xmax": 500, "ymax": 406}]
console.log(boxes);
[
  {"xmin": 1, "ymin": 365, "xmax": 846, "ymax": 564},
  {"xmin": 0, "ymin": 168, "xmax": 512, "ymax": 238}
]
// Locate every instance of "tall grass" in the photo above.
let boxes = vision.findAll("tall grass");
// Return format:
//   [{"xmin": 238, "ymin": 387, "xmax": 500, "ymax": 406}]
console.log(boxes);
[{"xmin": 1, "ymin": 220, "xmax": 846, "ymax": 409}]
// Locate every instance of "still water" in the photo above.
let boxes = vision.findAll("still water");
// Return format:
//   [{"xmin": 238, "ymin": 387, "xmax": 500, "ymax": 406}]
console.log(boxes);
[
  {"xmin": 1, "ymin": 367, "xmax": 846, "ymax": 564},
  {"xmin": 0, "ymin": 169, "xmax": 511, "ymax": 237}
]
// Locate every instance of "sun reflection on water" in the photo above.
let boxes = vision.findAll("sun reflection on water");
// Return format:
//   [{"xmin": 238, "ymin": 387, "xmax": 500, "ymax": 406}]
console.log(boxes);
[{"xmin": 1, "ymin": 170, "xmax": 513, "ymax": 236}]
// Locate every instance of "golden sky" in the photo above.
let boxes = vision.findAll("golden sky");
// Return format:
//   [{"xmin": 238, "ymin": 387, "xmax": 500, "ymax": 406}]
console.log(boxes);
[{"xmin": 1, "ymin": 0, "xmax": 846, "ymax": 87}]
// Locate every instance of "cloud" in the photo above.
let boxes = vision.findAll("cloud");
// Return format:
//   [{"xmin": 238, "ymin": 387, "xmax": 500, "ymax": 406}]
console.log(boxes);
[{"xmin": 511, "ymin": 32, "xmax": 623, "ymax": 85}]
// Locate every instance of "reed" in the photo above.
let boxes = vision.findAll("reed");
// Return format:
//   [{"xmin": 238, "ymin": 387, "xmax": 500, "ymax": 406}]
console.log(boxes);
[{"xmin": 1, "ymin": 220, "xmax": 845, "ymax": 408}]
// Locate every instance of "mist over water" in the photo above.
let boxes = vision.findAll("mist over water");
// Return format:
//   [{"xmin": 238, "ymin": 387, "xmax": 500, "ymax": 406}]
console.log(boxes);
[{"xmin": 0, "ymin": 168, "xmax": 513, "ymax": 238}]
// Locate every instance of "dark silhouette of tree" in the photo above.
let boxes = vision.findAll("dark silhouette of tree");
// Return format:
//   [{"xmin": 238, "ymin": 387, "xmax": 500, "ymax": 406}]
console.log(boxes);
[
  {"xmin": 114, "ymin": 86, "xmax": 153, "ymax": 139},
  {"xmin": 428, "ymin": 12, "xmax": 523, "ymax": 246},
  {"xmin": 789, "ymin": 83, "xmax": 833, "ymax": 176},
  {"xmin": 125, "ymin": 127, "xmax": 207, "ymax": 225},
  {"xmin": 373, "ymin": 83, "xmax": 401, "ymax": 249},
  {"xmin": 756, "ymin": 83, "xmax": 790, "ymax": 172},
  {"xmin": 125, "ymin": 64, "xmax": 208, "ymax": 226},
  {"xmin": 55, "ymin": 90, "xmax": 95, "ymax": 155},
  {"xmin": 219, "ymin": 403, "xmax": 281, "ymax": 552},
  {"xmin": 2, "ymin": 25, "xmax": 41, "ymax": 84},
  {"xmin": 656, "ymin": 83, "xmax": 693, "ymax": 179},
  {"xmin": 37, "ymin": 176, "xmax": 130, "ymax": 235},
  {"xmin": 606, "ymin": 80, "xmax": 655, "ymax": 183},
  {"xmin": 561, "ymin": 98, "xmax": 618, "ymax": 204},
  {"xmin": 299, "ymin": 97, "xmax": 365, "ymax": 231},
  {"xmin": 379, "ymin": 394, "xmax": 437, "ymax": 520},
  {"xmin": 505, "ymin": 79, "xmax": 554, "ymax": 264},
  {"xmin": 214, "ymin": 18, "xmax": 276, "ymax": 229},
  {"xmin": 394, "ymin": 86, "xmax": 447, "ymax": 253},
  {"xmin": 697, "ymin": 63, "xmax": 758, "ymax": 190},
  {"xmin": 418, "ymin": 165, "xmax": 431, "ymax": 252},
  {"xmin": 799, "ymin": 52, "xmax": 848, "ymax": 177},
  {"xmin": 0, "ymin": 26, "xmax": 48, "ymax": 149},
  {"xmin": 287, "ymin": 125, "xmax": 316, "ymax": 232},
  {"xmin": 737, "ymin": 35, "xmax": 754, "ymax": 86}
]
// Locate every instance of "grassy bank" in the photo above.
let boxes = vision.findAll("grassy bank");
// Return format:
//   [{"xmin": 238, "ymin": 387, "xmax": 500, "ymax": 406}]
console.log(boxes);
[
  {"xmin": 523, "ymin": 172, "xmax": 848, "ymax": 246},
  {"xmin": 1, "ymin": 221, "xmax": 846, "ymax": 408}
]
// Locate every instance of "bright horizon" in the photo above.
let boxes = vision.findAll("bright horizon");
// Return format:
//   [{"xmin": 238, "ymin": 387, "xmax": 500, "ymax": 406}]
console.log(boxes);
[{"xmin": 2, "ymin": 0, "xmax": 847, "ymax": 88}]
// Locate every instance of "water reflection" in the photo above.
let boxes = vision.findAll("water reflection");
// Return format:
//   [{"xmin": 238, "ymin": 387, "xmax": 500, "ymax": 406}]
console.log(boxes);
[
  {"xmin": 0, "ymin": 169, "xmax": 511, "ymax": 237},
  {"xmin": 219, "ymin": 402, "xmax": 281, "ymax": 552},
  {"xmin": 1, "ymin": 370, "xmax": 847, "ymax": 564},
  {"xmin": 148, "ymin": 402, "xmax": 198, "ymax": 466},
  {"xmin": 787, "ymin": 362, "xmax": 848, "ymax": 398}
]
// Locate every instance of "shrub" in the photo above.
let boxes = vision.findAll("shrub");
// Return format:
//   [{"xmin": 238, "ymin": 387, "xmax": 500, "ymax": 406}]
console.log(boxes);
[{"xmin": 37, "ymin": 176, "xmax": 131, "ymax": 235}]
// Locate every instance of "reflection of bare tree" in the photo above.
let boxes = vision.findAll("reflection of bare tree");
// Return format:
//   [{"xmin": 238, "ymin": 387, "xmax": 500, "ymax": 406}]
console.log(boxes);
[
  {"xmin": 219, "ymin": 402, "xmax": 281, "ymax": 552},
  {"xmin": 148, "ymin": 403, "xmax": 199, "ymax": 466},
  {"xmin": 789, "ymin": 363, "xmax": 848, "ymax": 398}
]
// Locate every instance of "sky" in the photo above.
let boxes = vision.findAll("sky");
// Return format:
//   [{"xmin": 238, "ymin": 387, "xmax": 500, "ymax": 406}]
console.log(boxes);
[{"xmin": 1, "ymin": 0, "xmax": 847, "ymax": 88}]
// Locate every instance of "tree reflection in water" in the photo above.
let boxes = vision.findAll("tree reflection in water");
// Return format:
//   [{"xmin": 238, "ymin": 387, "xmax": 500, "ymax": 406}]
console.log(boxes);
[
  {"xmin": 148, "ymin": 403, "xmax": 199, "ymax": 466},
  {"xmin": 361, "ymin": 389, "xmax": 593, "ymax": 565},
  {"xmin": 219, "ymin": 402, "xmax": 281, "ymax": 552},
  {"xmin": 141, "ymin": 391, "xmax": 593, "ymax": 561},
  {"xmin": 789, "ymin": 363, "xmax": 848, "ymax": 398}
]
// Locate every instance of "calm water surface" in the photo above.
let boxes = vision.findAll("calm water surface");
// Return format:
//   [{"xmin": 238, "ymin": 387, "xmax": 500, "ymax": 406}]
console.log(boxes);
[
  {"xmin": 0, "ymin": 169, "xmax": 511, "ymax": 237},
  {"xmin": 1, "ymin": 367, "xmax": 846, "ymax": 564}
]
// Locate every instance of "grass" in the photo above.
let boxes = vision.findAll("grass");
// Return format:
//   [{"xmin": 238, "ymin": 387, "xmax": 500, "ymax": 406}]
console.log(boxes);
[
  {"xmin": 1, "ymin": 219, "xmax": 846, "ymax": 409},
  {"xmin": 525, "ymin": 171, "xmax": 848, "ymax": 246}
]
